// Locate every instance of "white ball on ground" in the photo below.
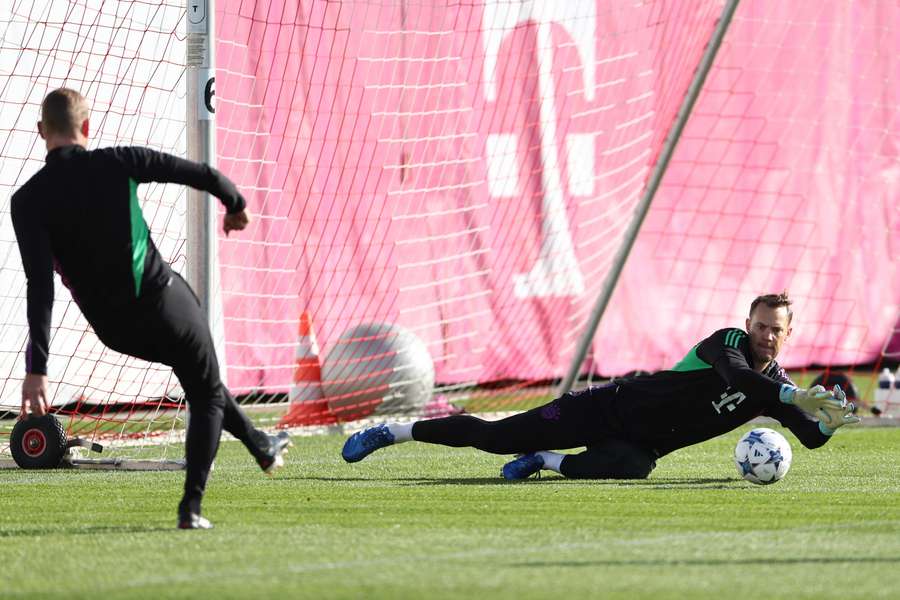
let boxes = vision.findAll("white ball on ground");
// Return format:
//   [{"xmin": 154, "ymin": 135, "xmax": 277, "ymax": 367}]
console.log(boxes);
[
  {"xmin": 322, "ymin": 322, "xmax": 435, "ymax": 419},
  {"xmin": 734, "ymin": 427, "xmax": 792, "ymax": 485}
]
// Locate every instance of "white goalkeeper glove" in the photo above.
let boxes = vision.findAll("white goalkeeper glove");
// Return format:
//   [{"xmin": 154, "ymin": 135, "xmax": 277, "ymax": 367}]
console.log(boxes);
[
  {"xmin": 817, "ymin": 384, "xmax": 861, "ymax": 435},
  {"xmin": 781, "ymin": 384, "xmax": 844, "ymax": 416}
]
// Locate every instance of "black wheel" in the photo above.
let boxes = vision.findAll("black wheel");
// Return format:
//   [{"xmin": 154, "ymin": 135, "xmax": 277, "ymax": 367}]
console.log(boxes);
[{"xmin": 10, "ymin": 415, "xmax": 67, "ymax": 469}]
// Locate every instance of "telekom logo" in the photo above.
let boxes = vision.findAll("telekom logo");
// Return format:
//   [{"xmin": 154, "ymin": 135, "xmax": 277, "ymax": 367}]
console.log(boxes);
[{"xmin": 483, "ymin": 0, "xmax": 596, "ymax": 298}]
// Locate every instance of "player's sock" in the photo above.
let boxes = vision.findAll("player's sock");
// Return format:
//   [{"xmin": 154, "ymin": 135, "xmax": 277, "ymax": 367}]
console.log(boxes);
[
  {"xmin": 535, "ymin": 451, "xmax": 564, "ymax": 474},
  {"xmin": 386, "ymin": 422, "xmax": 414, "ymax": 442}
]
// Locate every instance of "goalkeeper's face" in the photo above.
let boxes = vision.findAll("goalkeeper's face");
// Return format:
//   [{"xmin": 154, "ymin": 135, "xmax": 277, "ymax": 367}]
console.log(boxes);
[{"xmin": 745, "ymin": 305, "xmax": 792, "ymax": 366}]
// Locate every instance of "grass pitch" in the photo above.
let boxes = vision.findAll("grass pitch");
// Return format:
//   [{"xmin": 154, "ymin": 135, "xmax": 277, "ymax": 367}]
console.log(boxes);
[{"xmin": 0, "ymin": 426, "xmax": 898, "ymax": 599}]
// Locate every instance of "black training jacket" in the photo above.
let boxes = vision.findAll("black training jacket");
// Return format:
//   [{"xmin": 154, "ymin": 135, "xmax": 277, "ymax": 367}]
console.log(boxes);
[
  {"xmin": 11, "ymin": 144, "xmax": 245, "ymax": 374},
  {"xmin": 611, "ymin": 327, "xmax": 830, "ymax": 455}
]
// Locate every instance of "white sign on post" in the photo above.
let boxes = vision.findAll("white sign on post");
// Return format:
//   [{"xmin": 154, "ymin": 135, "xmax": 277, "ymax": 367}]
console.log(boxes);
[{"xmin": 187, "ymin": 1, "xmax": 214, "ymax": 120}]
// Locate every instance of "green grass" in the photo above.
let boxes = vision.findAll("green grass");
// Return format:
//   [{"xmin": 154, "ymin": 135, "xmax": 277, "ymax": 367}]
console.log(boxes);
[{"xmin": 1, "ymin": 427, "xmax": 898, "ymax": 599}]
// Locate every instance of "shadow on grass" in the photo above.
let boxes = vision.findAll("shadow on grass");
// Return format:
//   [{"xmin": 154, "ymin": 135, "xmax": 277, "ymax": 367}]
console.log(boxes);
[
  {"xmin": 508, "ymin": 556, "xmax": 900, "ymax": 568},
  {"xmin": 284, "ymin": 476, "xmax": 509, "ymax": 486},
  {"xmin": 0, "ymin": 524, "xmax": 170, "ymax": 538},
  {"xmin": 404, "ymin": 476, "xmax": 740, "ymax": 489},
  {"xmin": 287, "ymin": 476, "xmax": 740, "ymax": 489},
  {"xmin": 609, "ymin": 477, "xmax": 739, "ymax": 489}
]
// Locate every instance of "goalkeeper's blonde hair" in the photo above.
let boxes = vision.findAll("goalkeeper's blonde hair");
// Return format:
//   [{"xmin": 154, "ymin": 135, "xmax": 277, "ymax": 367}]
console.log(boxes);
[{"xmin": 40, "ymin": 88, "xmax": 89, "ymax": 137}]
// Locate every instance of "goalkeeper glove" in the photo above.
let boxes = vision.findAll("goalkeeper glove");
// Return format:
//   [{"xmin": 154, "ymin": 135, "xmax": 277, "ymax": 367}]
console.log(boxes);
[
  {"xmin": 780, "ymin": 384, "xmax": 844, "ymax": 416},
  {"xmin": 817, "ymin": 384, "xmax": 861, "ymax": 435}
]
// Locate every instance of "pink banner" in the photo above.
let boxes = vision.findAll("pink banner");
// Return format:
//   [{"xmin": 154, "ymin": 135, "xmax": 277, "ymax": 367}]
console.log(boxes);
[
  {"xmin": 215, "ymin": 1, "xmax": 900, "ymax": 394},
  {"xmin": 600, "ymin": 0, "xmax": 900, "ymax": 373}
]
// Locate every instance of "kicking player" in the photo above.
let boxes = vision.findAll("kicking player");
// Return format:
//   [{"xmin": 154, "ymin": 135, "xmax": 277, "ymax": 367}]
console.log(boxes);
[
  {"xmin": 12, "ymin": 88, "xmax": 291, "ymax": 528},
  {"xmin": 342, "ymin": 293, "xmax": 859, "ymax": 479}
]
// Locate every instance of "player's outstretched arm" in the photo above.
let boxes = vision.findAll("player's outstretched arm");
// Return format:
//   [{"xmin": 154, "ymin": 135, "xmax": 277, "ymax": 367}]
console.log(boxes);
[
  {"xmin": 11, "ymin": 190, "xmax": 55, "ymax": 387},
  {"xmin": 696, "ymin": 328, "xmax": 809, "ymax": 405},
  {"xmin": 112, "ymin": 146, "xmax": 246, "ymax": 214}
]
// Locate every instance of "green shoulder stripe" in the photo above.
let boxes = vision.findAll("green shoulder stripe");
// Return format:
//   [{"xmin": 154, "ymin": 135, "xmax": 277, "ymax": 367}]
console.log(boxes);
[
  {"xmin": 725, "ymin": 329, "xmax": 746, "ymax": 348},
  {"xmin": 129, "ymin": 178, "xmax": 148, "ymax": 297},
  {"xmin": 671, "ymin": 345, "xmax": 712, "ymax": 372}
]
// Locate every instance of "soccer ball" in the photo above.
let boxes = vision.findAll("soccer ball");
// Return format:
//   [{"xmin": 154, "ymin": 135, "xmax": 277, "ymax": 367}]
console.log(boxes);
[
  {"xmin": 733, "ymin": 428, "xmax": 792, "ymax": 485},
  {"xmin": 322, "ymin": 322, "xmax": 434, "ymax": 419}
]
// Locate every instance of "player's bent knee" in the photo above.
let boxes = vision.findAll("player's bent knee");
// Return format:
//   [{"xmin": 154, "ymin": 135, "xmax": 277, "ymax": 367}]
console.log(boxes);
[
  {"xmin": 560, "ymin": 447, "xmax": 657, "ymax": 479},
  {"xmin": 618, "ymin": 459, "xmax": 656, "ymax": 479},
  {"xmin": 565, "ymin": 465, "xmax": 654, "ymax": 480},
  {"xmin": 611, "ymin": 453, "xmax": 656, "ymax": 479}
]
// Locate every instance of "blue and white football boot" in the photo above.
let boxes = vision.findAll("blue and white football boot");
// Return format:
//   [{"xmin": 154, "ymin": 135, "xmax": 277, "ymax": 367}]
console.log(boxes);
[
  {"xmin": 501, "ymin": 453, "xmax": 544, "ymax": 480},
  {"xmin": 342, "ymin": 424, "xmax": 395, "ymax": 463}
]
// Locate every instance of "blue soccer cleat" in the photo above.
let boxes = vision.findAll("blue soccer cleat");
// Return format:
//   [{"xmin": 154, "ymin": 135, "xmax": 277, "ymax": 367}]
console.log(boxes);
[
  {"xmin": 342, "ymin": 424, "xmax": 395, "ymax": 463},
  {"xmin": 501, "ymin": 453, "xmax": 544, "ymax": 480}
]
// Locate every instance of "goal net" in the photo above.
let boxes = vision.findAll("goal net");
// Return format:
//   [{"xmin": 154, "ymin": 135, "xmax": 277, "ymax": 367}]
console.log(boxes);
[
  {"xmin": 1, "ymin": 0, "xmax": 897, "ymax": 464},
  {"xmin": 0, "ymin": 0, "xmax": 188, "ymax": 462},
  {"xmin": 215, "ymin": 0, "xmax": 731, "ymax": 425}
]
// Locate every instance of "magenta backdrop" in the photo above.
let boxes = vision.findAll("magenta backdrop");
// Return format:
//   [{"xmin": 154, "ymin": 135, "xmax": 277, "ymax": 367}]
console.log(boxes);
[{"xmin": 213, "ymin": 1, "xmax": 900, "ymax": 394}]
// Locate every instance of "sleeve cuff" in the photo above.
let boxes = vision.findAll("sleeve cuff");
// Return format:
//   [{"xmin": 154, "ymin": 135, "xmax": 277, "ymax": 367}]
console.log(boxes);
[
  {"xmin": 779, "ymin": 384, "xmax": 797, "ymax": 404},
  {"xmin": 818, "ymin": 421, "xmax": 835, "ymax": 436}
]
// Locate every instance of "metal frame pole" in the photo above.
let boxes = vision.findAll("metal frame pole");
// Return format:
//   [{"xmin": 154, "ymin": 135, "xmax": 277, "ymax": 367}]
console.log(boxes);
[
  {"xmin": 558, "ymin": 0, "xmax": 742, "ymax": 395},
  {"xmin": 186, "ymin": 0, "xmax": 216, "ymax": 318}
]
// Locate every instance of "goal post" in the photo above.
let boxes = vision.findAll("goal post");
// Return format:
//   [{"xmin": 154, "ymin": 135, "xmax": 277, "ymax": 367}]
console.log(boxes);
[{"xmin": 185, "ymin": 0, "xmax": 226, "ymax": 366}]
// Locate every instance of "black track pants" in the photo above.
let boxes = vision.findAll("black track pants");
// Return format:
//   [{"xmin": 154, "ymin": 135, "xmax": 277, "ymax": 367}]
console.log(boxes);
[
  {"xmin": 85, "ymin": 273, "xmax": 261, "ymax": 515},
  {"xmin": 411, "ymin": 385, "xmax": 657, "ymax": 479},
  {"xmin": 559, "ymin": 440, "xmax": 656, "ymax": 479}
]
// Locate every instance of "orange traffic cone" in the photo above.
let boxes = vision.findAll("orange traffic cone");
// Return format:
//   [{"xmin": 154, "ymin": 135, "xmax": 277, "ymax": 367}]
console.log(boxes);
[{"xmin": 278, "ymin": 311, "xmax": 337, "ymax": 427}]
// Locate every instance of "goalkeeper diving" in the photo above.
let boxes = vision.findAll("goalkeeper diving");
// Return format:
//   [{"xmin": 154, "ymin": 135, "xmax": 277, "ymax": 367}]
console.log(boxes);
[{"xmin": 342, "ymin": 293, "xmax": 858, "ymax": 479}]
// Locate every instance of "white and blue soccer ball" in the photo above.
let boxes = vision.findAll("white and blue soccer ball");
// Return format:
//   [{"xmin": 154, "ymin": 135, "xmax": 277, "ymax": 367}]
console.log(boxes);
[{"xmin": 734, "ymin": 428, "xmax": 792, "ymax": 485}]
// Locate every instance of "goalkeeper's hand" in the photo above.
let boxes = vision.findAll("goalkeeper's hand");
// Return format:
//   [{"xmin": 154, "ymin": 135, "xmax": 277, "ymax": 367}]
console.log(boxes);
[
  {"xmin": 817, "ymin": 384, "xmax": 861, "ymax": 434},
  {"xmin": 785, "ymin": 384, "xmax": 844, "ymax": 416}
]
